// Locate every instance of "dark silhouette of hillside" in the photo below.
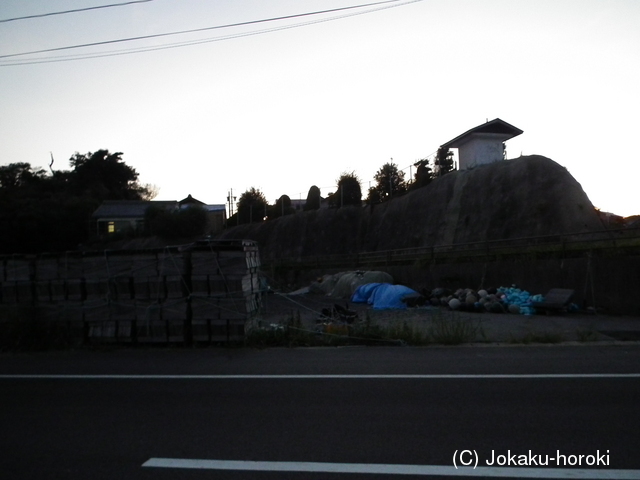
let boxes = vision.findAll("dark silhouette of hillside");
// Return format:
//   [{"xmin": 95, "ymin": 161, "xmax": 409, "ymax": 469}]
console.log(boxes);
[{"xmin": 217, "ymin": 156, "xmax": 604, "ymax": 261}]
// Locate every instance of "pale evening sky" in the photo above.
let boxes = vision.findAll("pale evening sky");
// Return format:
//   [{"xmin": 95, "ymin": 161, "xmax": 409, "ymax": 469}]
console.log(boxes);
[{"xmin": 1, "ymin": 0, "xmax": 638, "ymax": 217}]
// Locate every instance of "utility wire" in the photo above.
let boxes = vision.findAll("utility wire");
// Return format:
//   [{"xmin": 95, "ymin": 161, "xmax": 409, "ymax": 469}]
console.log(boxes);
[
  {"xmin": 0, "ymin": 0, "xmax": 408, "ymax": 60},
  {"xmin": 0, "ymin": 0, "xmax": 423, "ymax": 66},
  {"xmin": 0, "ymin": 0, "xmax": 155, "ymax": 23}
]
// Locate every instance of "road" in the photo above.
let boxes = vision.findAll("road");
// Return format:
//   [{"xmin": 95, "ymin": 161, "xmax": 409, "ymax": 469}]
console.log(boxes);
[{"xmin": 1, "ymin": 345, "xmax": 640, "ymax": 479}]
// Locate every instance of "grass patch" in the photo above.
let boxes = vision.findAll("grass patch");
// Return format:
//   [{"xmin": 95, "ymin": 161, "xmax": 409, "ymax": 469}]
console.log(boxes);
[
  {"xmin": 246, "ymin": 309, "xmax": 488, "ymax": 348},
  {"xmin": 245, "ymin": 311, "xmax": 315, "ymax": 348},
  {"xmin": 386, "ymin": 320, "xmax": 430, "ymax": 345},
  {"xmin": 428, "ymin": 311, "xmax": 484, "ymax": 345},
  {"xmin": 576, "ymin": 328, "xmax": 599, "ymax": 342},
  {"xmin": 246, "ymin": 310, "xmax": 431, "ymax": 347}
]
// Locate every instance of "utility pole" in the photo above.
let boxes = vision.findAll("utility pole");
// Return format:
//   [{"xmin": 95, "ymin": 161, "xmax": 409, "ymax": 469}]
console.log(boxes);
[
  {"xmin": 227, "ymin": 189, "xmax": 236, "ymax": 220},
  {"xmin": 389, "ymin": 157, "xmax": 393, "ymax": 198}
]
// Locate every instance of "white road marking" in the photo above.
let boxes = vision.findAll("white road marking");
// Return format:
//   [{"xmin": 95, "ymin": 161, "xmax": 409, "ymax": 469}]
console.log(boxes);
[
  {"xmin": 142, "ymin": 458, "xmax": 640, "ymax": 478},
  {"xmin": 1, "ymin": 373, "xmax": 640, "ymax": 379}
]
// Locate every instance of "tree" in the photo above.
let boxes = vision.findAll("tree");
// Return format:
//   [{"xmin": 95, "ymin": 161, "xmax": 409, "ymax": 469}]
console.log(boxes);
[
  {"xmin": 303, "ymin": 185, "xmax": 321, "ymax": 211},
  {"xmin": 236, "ymin": 187, "xmax": 268, "ymax": 224},
  {"xmin": 0, "ymin": 150, "xmax": 156, "ymax": 253},
  {"xmin": 270, "ymin": 194, "xmax": 295, "ymax": 219},
  {"xmin": 434, "ymin": 147, "xmax": 454, "ymax": 177},
  {"xmin": 69, "ymin": 150, "xmax": 153, "ymax": 201},
  {"xmin": 368, "ymin": 162, "xmax": 407, "ymax": 203},
  {"xmin": 410, "ymin": 158, "xmax": 433, "ymax": 190},
  {"xmin": 366, "ymin": 186, "xmax": 383, "ymax": 206},
  {"xmin": 144, "ymin": 204, "xmax": 207, "ymax": 239},
  {"xmin": 0, "ymin": 163, "xmax": 47, "ymax": 189},
  {"xmin": 329, "ymin": 172, "xmax": 362, "ymax": 208}
]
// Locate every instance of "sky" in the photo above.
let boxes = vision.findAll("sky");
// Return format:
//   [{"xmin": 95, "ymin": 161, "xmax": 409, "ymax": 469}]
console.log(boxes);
[{"xmin": 1, "ymin": 0, "xmax": 639, "ymax": 217}]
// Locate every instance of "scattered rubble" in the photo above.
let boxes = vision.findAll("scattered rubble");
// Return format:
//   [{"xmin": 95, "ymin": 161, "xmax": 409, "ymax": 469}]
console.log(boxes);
[
  {"xmin": 299, "ymin": 272, "xmax": 578, "ymax": 318},
  {"xmin": 427, "ymin": 285, "xmax": 576, "ymax": 315}
]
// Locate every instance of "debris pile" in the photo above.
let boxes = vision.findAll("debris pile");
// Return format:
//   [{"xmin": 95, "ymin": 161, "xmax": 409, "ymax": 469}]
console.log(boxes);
[
  {"xmin": 351, "ymin": 283, "xmax": 424, "ymax": 310},
  {"xmin": 428, "ymin": 286, "xmax": 549, "ymax": 315},
  {"xmin": 301, "ymin": 271, "xmax": 577, "ymax": 316},
  {"xmin": 309, "ymin": 271, "xmax": 394, "ymax": 298}
]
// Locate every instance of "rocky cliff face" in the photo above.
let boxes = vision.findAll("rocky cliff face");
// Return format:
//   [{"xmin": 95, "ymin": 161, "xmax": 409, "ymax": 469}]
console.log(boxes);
[{"xmin": 218, "ymin": 156, "xmax": 604, "ymax": 261}]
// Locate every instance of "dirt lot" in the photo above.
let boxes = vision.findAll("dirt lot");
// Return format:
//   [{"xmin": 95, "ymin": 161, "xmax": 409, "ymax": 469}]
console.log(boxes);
[{"xmin": 255, "ymin": 290, "xmax": 640, "ymax": 344}]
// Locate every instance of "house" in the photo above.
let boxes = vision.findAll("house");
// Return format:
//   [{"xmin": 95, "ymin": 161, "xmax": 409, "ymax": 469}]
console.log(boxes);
[
  {"xmin": 92, "ymin": 200, "xmax": 177, "ymax": 236},
  {"xmin": 440, "ymin": 118, "xmax": 523, "ymax": 170},
  {"xmin": 178, "ymin": 195, "xmax": 227, "ymax": 234},
  {"xmin": 92, "ymin": 195, "xmax": 227, "ymax": 237}
]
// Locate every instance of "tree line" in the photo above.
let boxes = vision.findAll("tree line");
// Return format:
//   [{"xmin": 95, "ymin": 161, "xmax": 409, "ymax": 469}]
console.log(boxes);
[
  {"xmin": 0, "ymin": 147, "xmax": 455, "ymax": 252},
  {"xmin": 230, "ymin": 147, "xmax": 454, "ymax": 225},
  {"xmin": 0, "ymin": 150, "xmax": 154, "ymax": 254}
]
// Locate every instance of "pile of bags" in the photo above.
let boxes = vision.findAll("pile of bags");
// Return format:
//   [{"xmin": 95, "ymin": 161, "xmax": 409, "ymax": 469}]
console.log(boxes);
[{"xmin": 427, "ymin": 286, "xmax": 545, "ymax": 315}]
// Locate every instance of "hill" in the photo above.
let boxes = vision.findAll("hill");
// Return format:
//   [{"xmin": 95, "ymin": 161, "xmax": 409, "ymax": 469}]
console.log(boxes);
[{"xmin": 217, "ymin": 155, "xmax": 604, "ymax": 261}]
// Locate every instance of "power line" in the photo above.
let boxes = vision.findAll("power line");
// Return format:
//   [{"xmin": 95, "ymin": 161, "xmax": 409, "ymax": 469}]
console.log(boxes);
[
  {"xmin": 0, "ymin": 0, "xmax": 424, "ymax": 66},
  {"xmin": 0, "ymin": 0, "xmax": 155, "ymax": 23},
  {"xmin": 0, "ymin": 0, "xmax": 409, "ymax": 60}
]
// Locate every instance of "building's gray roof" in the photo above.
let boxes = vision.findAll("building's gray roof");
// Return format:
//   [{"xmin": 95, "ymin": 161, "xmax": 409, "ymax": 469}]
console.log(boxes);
[
  {"xmin": 203, "ymin": 204, "xmax": 226, "ymax": 212},
  {"xmin": 179, "ymin": 194, "xmax": 205, "ymax": 206},
  {"xmin": 441, "ymin": 118, "xmax": 523, "ymax": 149},
  {"xmin": 92, "ymin": 200, "xmax": 177, "ymax": 219},
  {"xmin": 93, "ymin": 200, "xmax": 226, "ymax": 219}
]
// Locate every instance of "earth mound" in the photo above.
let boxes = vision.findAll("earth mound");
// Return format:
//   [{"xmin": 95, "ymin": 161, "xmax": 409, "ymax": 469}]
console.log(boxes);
[{"xmin": 218, "ymin": 156, "xmax": 604, "ymax": 261}]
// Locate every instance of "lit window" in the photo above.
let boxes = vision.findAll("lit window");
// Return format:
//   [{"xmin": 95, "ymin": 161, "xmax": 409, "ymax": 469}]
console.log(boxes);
[{"xmin": 108, "ymin": 222, "xmax": 115, "ymax": 233}]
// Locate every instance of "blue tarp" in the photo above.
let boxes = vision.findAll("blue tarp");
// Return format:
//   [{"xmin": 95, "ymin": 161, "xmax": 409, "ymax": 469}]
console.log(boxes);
[
  {"xmin": 351, "ymin": 283, "xmax": 420, "ymax": 310},
  {"xmin": 497, "ymin": 286, "xmax": 544, "ymax": 315}
]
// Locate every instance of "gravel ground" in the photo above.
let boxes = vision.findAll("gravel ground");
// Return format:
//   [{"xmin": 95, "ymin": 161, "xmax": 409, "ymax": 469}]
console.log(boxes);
[{"xmin": 254, "ymin": 291, "xmax": 640, "ymax": 344}]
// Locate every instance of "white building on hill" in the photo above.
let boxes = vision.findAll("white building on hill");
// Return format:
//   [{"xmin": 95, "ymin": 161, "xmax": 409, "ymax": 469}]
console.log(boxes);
[{"xmin": 440, "ymin": 118, "xmax": 523, "ymax": 170}]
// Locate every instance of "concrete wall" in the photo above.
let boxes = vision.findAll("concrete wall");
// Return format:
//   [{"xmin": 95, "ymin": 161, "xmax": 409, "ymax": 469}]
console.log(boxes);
[{"xmin": 0, "ymin": 240, "xmax": 261, "ymax": 346}]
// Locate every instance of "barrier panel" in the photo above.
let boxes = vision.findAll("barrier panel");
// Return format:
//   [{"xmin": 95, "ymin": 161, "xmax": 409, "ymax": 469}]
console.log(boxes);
[{"xmin": 0, "ymin": 240, "xmax": 262, "ymax": 346}]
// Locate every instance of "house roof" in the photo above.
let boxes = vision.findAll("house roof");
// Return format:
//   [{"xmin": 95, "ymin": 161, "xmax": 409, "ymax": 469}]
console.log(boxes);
[
  {"xmin": 179, "ymin": 194, "xmax": 205, "ymax": 206},
  {"xmin": 440, "ymin": 118, "xmax": 523, "ymax": 149},
  {"xmin": 203, "ymin": 205, "xmax": 226, "ymax": 213},
  {"xmin": 93, "ymin": 199, "xmax": 226, "ymax": 219},
  {"xmin": 92, "ymin": 200, "xmax": 177, "ymax": 219}
]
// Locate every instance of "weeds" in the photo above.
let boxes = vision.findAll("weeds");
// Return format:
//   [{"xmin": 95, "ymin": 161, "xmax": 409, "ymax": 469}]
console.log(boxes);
[
  {"xmin": 428, "ymin": 310, "xmax": 484, "ymax": 345},
  {"xmin": 246, "ymin": 309, "xmax": 487, "ymax": 347},
  {"xmin": 576, "ymin": 328, "xmax": 599, "ymax": 342},
  {"xmin": 387, "ymin": 320, "xmax": 429, "ymax": 345},
  {"xmin": 245, "ymin": 310, "xmax": 315, "ymax": 348}
]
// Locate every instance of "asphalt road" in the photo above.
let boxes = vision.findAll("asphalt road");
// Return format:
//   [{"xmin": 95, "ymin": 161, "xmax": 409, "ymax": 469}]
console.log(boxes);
[{"xmin": 1, "ymin": 345, "xmax": 640, "ymax": 479}]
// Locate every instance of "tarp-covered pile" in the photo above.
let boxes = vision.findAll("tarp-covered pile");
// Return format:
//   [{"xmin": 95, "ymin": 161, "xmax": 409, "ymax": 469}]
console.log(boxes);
[
  {"xmin": 309, "ymin": 271, "xmax": 394, "ymax": 298},
  {"xmin": 351, "ymin": 283, "xmax": 421, "ymax": 310}
]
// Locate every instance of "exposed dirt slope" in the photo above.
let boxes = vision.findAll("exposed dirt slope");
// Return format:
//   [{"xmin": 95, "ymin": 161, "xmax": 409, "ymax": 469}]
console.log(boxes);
[{"xmin": 218, "ymin": 156, "xmax": 604, "ymax": 261}]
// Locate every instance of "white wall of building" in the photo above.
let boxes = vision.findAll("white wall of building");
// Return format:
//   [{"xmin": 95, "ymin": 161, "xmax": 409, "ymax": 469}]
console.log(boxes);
[{"xmin": 457, "ymin": 133, "xmax": 507, "ymax": 170}]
